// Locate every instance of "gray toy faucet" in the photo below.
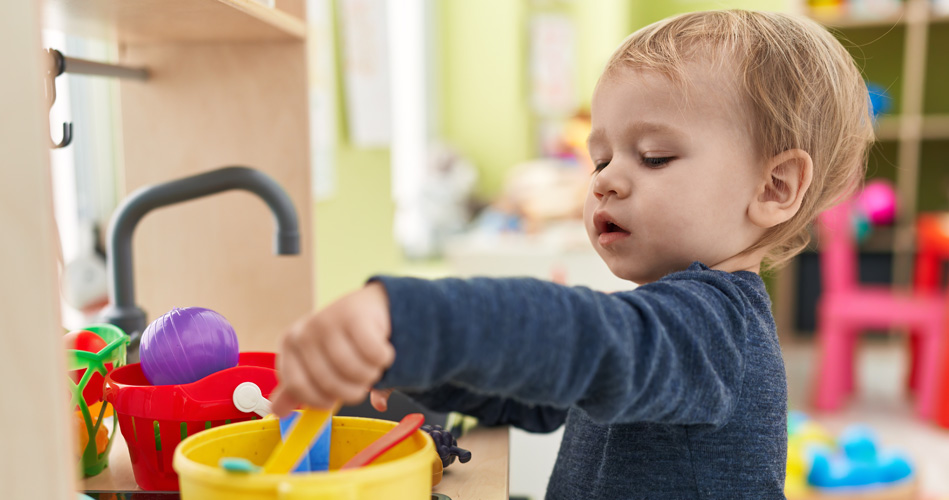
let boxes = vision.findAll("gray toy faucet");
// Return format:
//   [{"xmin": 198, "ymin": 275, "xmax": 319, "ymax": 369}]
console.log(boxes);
[{"xmin": 100, "ymin": 166, "xmax": 300, "ymax": 361}]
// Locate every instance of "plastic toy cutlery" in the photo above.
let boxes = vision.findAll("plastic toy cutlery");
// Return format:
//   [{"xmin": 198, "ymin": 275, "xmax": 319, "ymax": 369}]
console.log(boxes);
[
  {"xmin": 340, "ymin": 413, "xmax": 425, "ymax": 469},
  {"xmin": 262, "ymin": 402, "xmax": 340, "ymax": 474}
]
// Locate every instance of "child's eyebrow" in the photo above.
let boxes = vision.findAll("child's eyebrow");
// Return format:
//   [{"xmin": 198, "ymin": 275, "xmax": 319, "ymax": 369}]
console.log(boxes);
[
  {"xmin": 587, "ymin": 121, "xmax": 687, "ymax": 149},
  {"xmin": 586, "ymin": 129, "xmax": 606, "ymax": 150}
]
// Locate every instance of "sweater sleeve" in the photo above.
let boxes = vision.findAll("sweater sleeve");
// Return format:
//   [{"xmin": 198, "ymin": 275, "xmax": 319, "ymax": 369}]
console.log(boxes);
[
  {"xmin": 401, "ymin": 384, "xmax": 568, "ymax": 433},
  {"xmin": 370, "ymin": 267, "xmax": 751, "ymax": 427}
]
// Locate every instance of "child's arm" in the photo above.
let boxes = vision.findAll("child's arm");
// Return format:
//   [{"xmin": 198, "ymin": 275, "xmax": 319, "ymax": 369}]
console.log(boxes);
[
  {"xmin": 274, "ymin": 269, "xmax": 755, "ymax": 427},
  {"xmin": 399, "ymin": 384, "xmax": 569, "ymax": 433},
  {"xmin": 371, "ymin": 272, "xmax": 753, "ymax": 427},
  {"xmin": 271, "ymin": 280, "xmax": 568, "ymax": 431}
]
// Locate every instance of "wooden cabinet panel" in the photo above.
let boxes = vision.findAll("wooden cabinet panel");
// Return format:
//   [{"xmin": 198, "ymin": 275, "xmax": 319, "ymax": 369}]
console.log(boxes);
[
  {"xmin": 44, "ymin": 0, "xmax": 305, "ymax": 43},
  {"xmin": 118, "ymin": 41, "xmax": 313, "ymax": 352}
]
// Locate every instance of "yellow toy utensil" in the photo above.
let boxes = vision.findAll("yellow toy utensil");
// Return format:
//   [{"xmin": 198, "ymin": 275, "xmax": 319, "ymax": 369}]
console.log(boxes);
[{"xmin": 262, "ymin": 402, "xmax": 340, "ymax": 474}]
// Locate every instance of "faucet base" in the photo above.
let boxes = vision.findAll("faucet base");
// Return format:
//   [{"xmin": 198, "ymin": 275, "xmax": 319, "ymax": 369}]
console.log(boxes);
[{"xmin": 99, "ymin": 304, "xmax": 147, "ymax": 363}]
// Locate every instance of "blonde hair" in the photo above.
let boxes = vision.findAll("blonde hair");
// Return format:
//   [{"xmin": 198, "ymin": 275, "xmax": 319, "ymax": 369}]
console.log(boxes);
[{"xmin": 602, "ymin": 10, "xmax": 874, "ymax": 269}]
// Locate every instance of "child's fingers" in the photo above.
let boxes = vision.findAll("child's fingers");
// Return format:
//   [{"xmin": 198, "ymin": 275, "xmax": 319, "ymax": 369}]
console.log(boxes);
[
  {"xmin": 297, "ymin": 339, "xmax": 375, "ymax": 405},
  {"xmin": 279, "ymin": 347, "xmax": 339, "ymax": 408},
  {"xmin": 323, "ymin": 328, "xmax": 384, "ymax": 386},
  {"xmin": 270, "ymin": 386, "xmax": 297, "ymax": 418},
  {"xmin": 370, "ymin": 388, "xmax": 393, "ymax": 412}
]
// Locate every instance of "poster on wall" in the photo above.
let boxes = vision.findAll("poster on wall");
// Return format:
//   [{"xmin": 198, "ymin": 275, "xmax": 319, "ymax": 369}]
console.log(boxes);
[
  {"xmin": 338, "ymin": 0, "xmax": 391, "ymax": 148},
  {"xmin": 307, "ymin": 0, "xmax": 337, "ymax": 200},
  {"xmin": 529, "ymin": 13, "xmax": 577, "ymax": 117}
]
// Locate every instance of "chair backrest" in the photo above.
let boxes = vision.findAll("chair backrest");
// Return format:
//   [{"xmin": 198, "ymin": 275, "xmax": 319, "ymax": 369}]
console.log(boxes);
[{"xmin": 817, "ymin": 202, "xmax": 858, "ymax": 294}]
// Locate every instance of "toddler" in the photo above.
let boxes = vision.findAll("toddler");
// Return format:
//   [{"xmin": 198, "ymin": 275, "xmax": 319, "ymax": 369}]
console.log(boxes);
[{"xmin": 273, "ymin": 10, "xmax": 873, "ymax": 499}]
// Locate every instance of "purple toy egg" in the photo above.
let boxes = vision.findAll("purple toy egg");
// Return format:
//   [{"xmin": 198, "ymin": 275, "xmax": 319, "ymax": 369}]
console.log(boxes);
[{"xmin": 140, "ymin": 307, "xmax": 240, "ymax": 385}]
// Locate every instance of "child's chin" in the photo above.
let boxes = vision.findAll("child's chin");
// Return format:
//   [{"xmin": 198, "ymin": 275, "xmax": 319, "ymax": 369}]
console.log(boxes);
[{"xmin": 606, "ymin": 265, "xmax": 651, "ymax": 285}]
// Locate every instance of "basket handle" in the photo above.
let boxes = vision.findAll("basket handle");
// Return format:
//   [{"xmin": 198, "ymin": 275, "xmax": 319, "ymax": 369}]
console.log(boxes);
[{"xmin": 276, "ymin": 481, "xmax": 358, "ymax": 500}]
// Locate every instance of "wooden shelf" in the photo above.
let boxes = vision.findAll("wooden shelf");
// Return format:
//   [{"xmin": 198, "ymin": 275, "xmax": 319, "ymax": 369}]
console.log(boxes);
[
  {"xmin": 920, "ymin": 114, "xmax": 949, "ymax": 139},
  {"xmin": 874, "ymin": 116, "xmax": 901, "ymax": 141},
  {"xmin": 808, "ymin": 8, "xmax": 907, "ymax": 29},
  {"xmin": 43, "ymin": 0, "xmax": 306, "ymax": 43},
  {"xmin": 805, "ymin": 0, "xmax": 949, "ymax": 29},
  {"xmin": 930, "ymin": 11, "xmax": 949, "ymax": 24},
  {"xmin": 873, "ymin": 114, "xmax": 949, "ymax": 141}
]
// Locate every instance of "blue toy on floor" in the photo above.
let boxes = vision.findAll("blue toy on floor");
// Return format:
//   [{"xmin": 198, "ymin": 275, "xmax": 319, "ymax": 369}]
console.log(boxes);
[{"xmin": 807, "ymin": 425, "xmax": 913, "ymax": 489}]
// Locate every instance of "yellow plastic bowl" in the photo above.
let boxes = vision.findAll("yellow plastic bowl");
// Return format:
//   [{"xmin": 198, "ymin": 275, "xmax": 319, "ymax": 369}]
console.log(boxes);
[{"xmin": 173, "ymin": 416, "xmax": 435, "ymax": 500}]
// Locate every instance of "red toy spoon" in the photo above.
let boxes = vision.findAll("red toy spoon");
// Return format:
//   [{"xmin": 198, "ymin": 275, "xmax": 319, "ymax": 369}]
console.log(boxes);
[{"xmin": 340, "ymin": 413, "xmax": 425, "ymax": 469}]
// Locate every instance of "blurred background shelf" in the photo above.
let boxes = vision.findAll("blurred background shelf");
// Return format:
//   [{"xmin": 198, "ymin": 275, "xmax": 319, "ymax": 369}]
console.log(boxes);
[
  {"xmin": 916, "ymin": 114, "xmax": 949, "ymax": 139},
  {"xmin": 780, "ymin": 0, "xmax": 949, "ymax": 342},
  {"xmin": 874, "ymin": 115, "xmax": 949, "ymax": 141},
  {"xmin": 43, "ymin": 0, "xmax": 306, "ymax": 43},
  {"xmin": 809, "ymin": 10, "xmax": 908, "ymax": 29},
  {"xmin": 930, "ymin": 11, "xmax": 949, "ymax": 24}
]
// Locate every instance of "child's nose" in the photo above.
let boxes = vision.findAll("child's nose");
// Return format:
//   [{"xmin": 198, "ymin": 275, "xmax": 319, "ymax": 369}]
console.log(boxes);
[{"xmin": 592, "ymin": 165, "xmax": 628, "ymax": 200}]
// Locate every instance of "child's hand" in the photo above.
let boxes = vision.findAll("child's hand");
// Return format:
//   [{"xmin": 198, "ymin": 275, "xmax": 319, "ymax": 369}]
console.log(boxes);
[
  {"xmin": 370, "ymin": 388, "xmax": 394, "ymax": 412},
  {"xmin": 271, "ymin": 282, "xmax": 396, "ymax": 417}
]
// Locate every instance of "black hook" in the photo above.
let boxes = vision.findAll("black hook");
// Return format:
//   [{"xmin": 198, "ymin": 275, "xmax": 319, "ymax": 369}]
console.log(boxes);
[
  {"xmin": 51, "ymin": 122, "xmax": 73, "ymax": 149},
  {"xmin": 45, "ymin": 48, "xmax": 73, "ymax": 149}
]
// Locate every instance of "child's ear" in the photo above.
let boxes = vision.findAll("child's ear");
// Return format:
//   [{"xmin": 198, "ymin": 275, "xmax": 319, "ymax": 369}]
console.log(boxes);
[{"xmin": 748, "ymin": 149, "xmax": 813, "ymax": 229}]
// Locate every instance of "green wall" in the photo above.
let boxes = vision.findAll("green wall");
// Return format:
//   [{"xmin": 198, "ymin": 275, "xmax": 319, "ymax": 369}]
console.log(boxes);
[
  {"xmin": 313, "ymin": 145, "xmax": 402, "ymax": 307},
  {"xmin": 437, "ymin": 0, "xmax": 534, "ymax": 199},
  {"xmin": 313, "ymin": 1, "xmax": 402, "ymax": 307},
  {"xmin": 571, "ymin": 0, "xmax": 635, "ymax": 111},
  {"xmin": 631, "ymin": 0, "xmax": 791, "ymax": 27}
]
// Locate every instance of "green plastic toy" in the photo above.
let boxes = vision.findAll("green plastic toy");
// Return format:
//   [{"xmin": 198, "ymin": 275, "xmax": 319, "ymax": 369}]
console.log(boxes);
[{"xmin": 65, "ymin": 323, "xmax": 128, "ymax": 477}]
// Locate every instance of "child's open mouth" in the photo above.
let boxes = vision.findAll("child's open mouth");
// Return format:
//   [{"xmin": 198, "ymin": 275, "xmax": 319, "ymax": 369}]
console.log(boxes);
[{"xmin": 594, "ymin": 213, "xmax": 631, "ymax": 246}]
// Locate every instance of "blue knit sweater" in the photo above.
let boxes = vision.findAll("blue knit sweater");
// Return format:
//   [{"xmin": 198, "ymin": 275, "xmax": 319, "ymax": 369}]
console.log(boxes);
[{"xmin": 371, "ymin": 262, "xmax": 787, "ymax": 499}]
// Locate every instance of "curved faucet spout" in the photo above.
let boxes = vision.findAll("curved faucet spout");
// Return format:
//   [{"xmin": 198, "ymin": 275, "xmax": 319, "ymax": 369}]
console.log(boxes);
[{"xmin": 101, "ymin": 166, "xmax": 300, "ymax": 356}]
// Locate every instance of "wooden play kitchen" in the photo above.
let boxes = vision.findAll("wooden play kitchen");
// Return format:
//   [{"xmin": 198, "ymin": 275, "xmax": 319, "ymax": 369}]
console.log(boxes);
[
  {"xmin": 41, "ymin": 0, "xmax": 316, "ymax": 357},
  {"xmin": 2, "ymin": 0, "xmax": 513, "ymax": 497}
]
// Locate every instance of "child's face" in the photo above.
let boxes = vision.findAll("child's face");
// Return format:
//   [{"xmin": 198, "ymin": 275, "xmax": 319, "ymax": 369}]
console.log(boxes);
[{"xmin": 583, "ymin": 64, "xmax": 766, "ymax": 283}]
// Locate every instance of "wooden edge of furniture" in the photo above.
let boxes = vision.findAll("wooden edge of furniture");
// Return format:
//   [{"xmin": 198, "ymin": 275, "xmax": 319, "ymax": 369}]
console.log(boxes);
[
  {"xmin": 2, "ymin": 1, "xmax": 80, "ymax": 498},
  {"xmin": 44, "ymin": 0, "xmax": 306, "ymax": 43},
  {"xmin": 787, "ymin": 477, "xmax": 918, "ymax": 500}
]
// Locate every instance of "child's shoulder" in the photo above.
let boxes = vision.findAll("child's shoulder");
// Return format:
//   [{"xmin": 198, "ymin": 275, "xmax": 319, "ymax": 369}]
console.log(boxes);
[
  {"xmin": 660, "ymin": 261, "xmax": 764, "ymax": 288},
  {"xmin": 627, "ymin": 261, "xmax": 770, "ymax": 309}
]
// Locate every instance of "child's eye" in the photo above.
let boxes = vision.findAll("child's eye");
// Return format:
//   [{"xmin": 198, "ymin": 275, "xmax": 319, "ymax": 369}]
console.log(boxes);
[
  {"xmin": 642, "ymin": 156, "xmax": 673, "ymax": 168},
  {"xmin": 593, "ymin": 161, "xmax": 610, "ymax": 173}
]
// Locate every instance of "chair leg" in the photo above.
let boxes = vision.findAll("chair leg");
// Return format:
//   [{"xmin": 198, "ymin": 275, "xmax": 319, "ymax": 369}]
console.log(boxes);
[
  {"xmin": 907, "ymin": 332, "xmax": 920, "ymax": 394},
  {"xmin": 914, "ymin": 322, "xmax": 943, "ymax": 419},
  {"xmin": 843, "ymin": 328, "xmax": 858, "ymax": 395},
  {"xmin": 816, "ymin": 318, "xmax": 849, "ymax": 411},
  {"xmin": 935, "ymin": 332, "xmax": 949, "ymax": 428}
]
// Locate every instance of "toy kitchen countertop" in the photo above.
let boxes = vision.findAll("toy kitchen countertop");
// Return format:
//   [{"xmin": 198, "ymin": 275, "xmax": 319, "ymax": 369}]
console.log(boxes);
[{"xmin": 83, "ymin": 424, "xmax": 510, "ymax": 500}]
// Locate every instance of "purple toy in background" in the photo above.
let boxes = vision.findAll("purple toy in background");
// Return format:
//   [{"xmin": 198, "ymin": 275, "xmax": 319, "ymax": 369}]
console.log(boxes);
[{"xmin": 140, "ymin": 307, "xmax": 240, "ymax": 386}]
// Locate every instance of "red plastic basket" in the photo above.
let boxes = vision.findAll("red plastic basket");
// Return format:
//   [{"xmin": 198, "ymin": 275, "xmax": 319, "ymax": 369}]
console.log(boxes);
[{"xmin": 104, "ymin": 352, "xmax": 277, "ymax": 491}]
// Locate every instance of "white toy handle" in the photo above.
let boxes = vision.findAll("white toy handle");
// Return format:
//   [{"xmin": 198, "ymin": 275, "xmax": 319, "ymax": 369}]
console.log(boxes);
[{"xmin": 233, "ymin": 382, "xmax": 273, "ymax": 418}]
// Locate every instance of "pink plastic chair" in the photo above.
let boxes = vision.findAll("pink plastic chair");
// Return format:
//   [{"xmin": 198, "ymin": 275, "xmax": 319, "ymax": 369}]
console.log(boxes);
[{"xmin": 814, "ymin": 202, "xmax": 945, "ymax": 417}]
